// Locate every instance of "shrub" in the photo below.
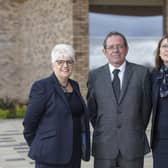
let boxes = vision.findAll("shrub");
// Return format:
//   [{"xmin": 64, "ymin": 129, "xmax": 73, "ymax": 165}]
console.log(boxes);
[
  {"xmin": 15, "ymin": 104, "xmax": 26, "ymax": 118},
  {"xmin": 0, "ymin": 109, "xmax": 9, "ymax": 118},
  {"xmin": 0, "ymin": 98, "xmax": 26, "ymax": 118}
]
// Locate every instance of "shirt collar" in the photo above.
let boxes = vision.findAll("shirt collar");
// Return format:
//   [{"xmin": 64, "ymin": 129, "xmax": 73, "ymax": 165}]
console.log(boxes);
[{"xmin": 108, "ymin": 61, "xmax": 126, "ymax": 74}]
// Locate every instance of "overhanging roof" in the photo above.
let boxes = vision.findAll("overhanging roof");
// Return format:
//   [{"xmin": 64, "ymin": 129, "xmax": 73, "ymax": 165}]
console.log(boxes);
[{"xmin": 90, "ymin": 0, "xmax": 163, "ymax": 16}]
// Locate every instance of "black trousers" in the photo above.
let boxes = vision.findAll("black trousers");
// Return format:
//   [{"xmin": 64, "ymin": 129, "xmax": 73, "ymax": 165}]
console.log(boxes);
[
  {"xmin": 153, "ymin": 139, "xmax": 168, "ymax": 168},
  {"xmin": 35, "ymin": 159, "xmax": 81, "ymax": 168}
]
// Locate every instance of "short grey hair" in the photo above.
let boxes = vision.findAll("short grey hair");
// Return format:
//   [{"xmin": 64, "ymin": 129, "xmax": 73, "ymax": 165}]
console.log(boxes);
[{"xmin": 51, "ymin": 44, "xmax": 75, "ymax": 63}]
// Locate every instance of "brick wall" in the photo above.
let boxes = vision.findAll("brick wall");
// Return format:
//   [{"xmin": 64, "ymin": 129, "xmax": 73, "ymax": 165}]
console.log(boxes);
[{"xmin": 72, "ymin": 0, "xmax": 89, "ymax": 97}]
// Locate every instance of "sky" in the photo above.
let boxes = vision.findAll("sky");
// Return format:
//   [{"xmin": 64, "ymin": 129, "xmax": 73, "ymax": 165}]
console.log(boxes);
[{"xmin": 89, "ymin": 13, "xmax": 163, "ymax": 37}]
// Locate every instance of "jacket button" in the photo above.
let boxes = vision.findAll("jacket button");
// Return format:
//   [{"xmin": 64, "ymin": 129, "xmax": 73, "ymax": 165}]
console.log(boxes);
[{"xmin": 117, "ymin": 124, "xmax": 121, "ymax": 128}]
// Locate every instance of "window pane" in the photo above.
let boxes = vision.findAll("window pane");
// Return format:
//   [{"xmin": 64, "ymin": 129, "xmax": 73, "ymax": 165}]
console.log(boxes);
[{"xmin": 89, "ymin": 13, "xmax": 163, "ymax": 69}]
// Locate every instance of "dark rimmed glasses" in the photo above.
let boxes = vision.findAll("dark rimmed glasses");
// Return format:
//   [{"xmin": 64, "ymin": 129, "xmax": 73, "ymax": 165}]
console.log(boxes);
[
  {"xmin": 105, "ymin": 44, "xmax": 125, "ymax": 51},
  {"xmin": 160, "ymin": 45, "xmax": 168, "ymax": 49},
  {"xmin": 55, "ymin": 60, "xmax": 74, "ymax": 66}
]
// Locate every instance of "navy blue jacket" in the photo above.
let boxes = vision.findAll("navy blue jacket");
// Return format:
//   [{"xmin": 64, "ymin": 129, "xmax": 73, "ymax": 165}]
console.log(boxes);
[
  {"xmin": 150, "ymin": 69, "xmax": 161, "ymax": 148},
  {"xmin": 23, "ymin": 73, "xmax": 90, "ymax": 165}
]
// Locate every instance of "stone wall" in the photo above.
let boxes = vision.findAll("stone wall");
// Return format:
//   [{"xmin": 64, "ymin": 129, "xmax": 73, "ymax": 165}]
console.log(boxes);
[
  {"xmin": 0, "ymin": 0, "xmax": 89, "ymax": 103},
  {"xmin": 163, "ymin": 0, "xmax": 168, "ymax": 34},
  {"xmin": 0, "ymin": 0, "xmax": 21, "ymax": 101},
  {"xmin": 19, "ymin": 0, "xmax": 74, "ymax": 102}
]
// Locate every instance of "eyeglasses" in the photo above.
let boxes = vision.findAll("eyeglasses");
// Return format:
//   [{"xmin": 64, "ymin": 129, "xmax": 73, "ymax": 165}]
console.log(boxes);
[
  {"xmin": 160, "ymin": 45, "xmax": 168, "ymax": 49},
  {"xmin": 105, "ymin": 44, "xmax": 125, "ymax": 51},
  {"xmin": 55, "ymin": 60, "xmax": 74, "ymax": 66}
]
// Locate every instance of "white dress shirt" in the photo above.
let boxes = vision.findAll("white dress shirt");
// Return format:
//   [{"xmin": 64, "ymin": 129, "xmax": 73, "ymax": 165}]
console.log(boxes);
[{"xmin": 108, "ymin": 61, "xmax": 126, "ymax": 89}]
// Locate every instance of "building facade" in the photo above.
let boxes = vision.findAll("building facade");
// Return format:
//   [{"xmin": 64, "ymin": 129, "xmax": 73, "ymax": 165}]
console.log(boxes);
[
  {"xmin": 0, "ymin": 0, "xmax": 167, "ymax": 102},
  {"xmin": 0, "ymin": 0, "xmax": 89, "ymax": 102}
]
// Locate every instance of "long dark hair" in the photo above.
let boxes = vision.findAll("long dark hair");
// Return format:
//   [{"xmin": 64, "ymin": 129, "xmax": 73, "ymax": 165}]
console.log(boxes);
[{"xmin": 155, "ymin": 35, "xmax": 168, "ymax": 70}]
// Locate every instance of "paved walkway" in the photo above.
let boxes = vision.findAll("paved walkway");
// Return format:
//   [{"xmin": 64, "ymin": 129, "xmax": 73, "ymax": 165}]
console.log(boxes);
[{"xmin": 0, "ymin": 119, "xmax": 153, "ymax": 168}]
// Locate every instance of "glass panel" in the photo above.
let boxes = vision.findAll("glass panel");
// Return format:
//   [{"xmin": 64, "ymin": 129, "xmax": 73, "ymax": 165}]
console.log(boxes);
[{"xmin": 89, "ymin": 13, "xmax": 163, "ymax": 70}]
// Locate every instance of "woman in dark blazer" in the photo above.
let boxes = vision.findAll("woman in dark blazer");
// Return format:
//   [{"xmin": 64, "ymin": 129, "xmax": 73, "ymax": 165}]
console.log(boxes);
[
  {"xmin": 151, "ymin": 35, "xmax": 168, "ymax": 168},
  {"xmin": 23, "ymin": 44, "xmax": 90, "ymax": 168}
]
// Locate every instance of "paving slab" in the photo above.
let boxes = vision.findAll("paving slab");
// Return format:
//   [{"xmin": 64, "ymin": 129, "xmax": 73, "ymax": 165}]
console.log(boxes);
[{"xmin": 0, "ymin": 119, "xmax": 153, "ymax": 168}]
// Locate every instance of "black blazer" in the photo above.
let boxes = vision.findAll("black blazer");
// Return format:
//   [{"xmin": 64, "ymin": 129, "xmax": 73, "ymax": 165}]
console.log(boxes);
[
  {"xmin": 150, "ymin": 69, "xmax": 162, "ymax": 148},
  {"xmin": 23, "ymin": 73, "xmax": 90, "ymax": 165}
]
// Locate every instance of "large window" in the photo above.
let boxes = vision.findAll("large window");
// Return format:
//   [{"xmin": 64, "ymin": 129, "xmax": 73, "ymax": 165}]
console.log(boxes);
[{"xmin": 89, "ymin": 13, "xmax": 162, "ymax": 70}]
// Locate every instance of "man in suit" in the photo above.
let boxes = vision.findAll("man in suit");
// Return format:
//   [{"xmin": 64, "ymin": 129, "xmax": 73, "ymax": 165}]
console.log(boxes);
[{"xmin": 87, "ymin": 32, "xmax": 152, "ymax": 168}]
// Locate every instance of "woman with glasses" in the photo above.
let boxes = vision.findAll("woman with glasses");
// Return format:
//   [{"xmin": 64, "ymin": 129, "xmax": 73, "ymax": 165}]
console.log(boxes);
[
  {"xmin": 23, "ymin": 44, "xmax": 90, "ymax": 168},
  {"xmin": 151, "ymin": 35, "xmax": 168, "ymax": 168}
]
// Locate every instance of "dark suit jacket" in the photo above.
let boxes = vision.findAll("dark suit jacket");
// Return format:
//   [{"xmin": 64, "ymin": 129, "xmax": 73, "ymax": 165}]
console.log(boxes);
[
  {"xmin": 87, "ymin": 61, "xmax": 152, "ymax": 160},
  {"xmin": 23, "ymin": 73, "xmax": 90, "ymax": 165},
  {"xmin": 150, "ymin": 69, "xmax": 162, "ymax": 148}
]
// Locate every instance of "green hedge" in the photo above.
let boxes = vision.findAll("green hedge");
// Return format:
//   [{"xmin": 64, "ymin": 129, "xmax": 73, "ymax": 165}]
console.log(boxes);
[{"xmin": 0, "ymin": 99, "xmax": 26, "ymax": 118}]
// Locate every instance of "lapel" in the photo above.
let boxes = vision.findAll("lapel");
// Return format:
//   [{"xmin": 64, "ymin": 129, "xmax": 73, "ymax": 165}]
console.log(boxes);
[
  {"xmin": 51, "ymin": 73, "xmax": 70, "ymax": 110},
  {"xmin": 118, "ymin": 61, "xmax": 133, "ymax": 104},
  {"xmin": 72, "ymin": 81, "xmax": 85, "ymax": 107},
  {"xmin": 152, "ymin": 71, "xmax": 162, "ymax": 122},
  {"xmin": 103, "ymin": 64, "xmax": 117, "ymax": 104},
  {"xmin": 50, "ymin": 73, "xmax": 86, "ymax": 112}
]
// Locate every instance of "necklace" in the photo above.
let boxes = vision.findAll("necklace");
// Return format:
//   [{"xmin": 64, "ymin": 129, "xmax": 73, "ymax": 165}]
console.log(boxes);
[{"xmin": 60, "ymin": 81, "xmax": 69, "ymax": 93}]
